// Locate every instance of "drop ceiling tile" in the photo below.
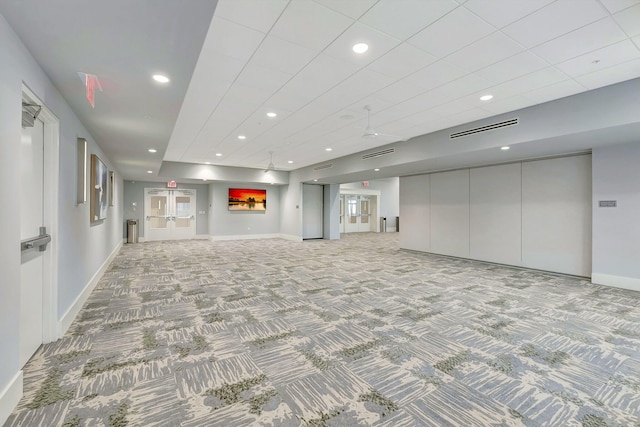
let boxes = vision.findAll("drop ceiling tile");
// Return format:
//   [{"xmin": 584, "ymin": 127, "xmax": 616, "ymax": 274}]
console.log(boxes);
[
  {"xmin": 403, "ymin": 60, "xmax": 468, "ymax": 91},
  {"xmin": 532, "ymin": 18, "xmax": 629, "ymax": 64},
  {"xmin": 574, "ymin": 57, "xmax": 640, "ymax": 89},
  {"xmin": 523, "ymin": 79, "xmax": 586, "ymax": 103},
  {"xmin": 490, "ymin": 67, "xmax": 569, "ymax": 97},
  {"xmin": 374, "ymin": 80, "xmax": 426, "ymax": 104},
  {"xmin": 408, "ymin": 7, "xmax": 496, "ymax": 57},
  {"xmin": 312, "ymin": 0, "xmax": 378, "ymax": 19},
  {"xmin": 250, "ymin": 35, "xmax": 318, "ymax": 75},
  {"xmin": 315, "ymin": 68, "xmax": 396, "ymax": 112},
  {"xmin": 359, "ymin": 0, "xmax": 458, "ymax": 40},
  {"xmin": 555, "ymin": 40, "xmax": 640, "ymax": 77},
  {"xmin": 502, "ymin": 0, "xmax": 607, "ymax": 48},
  {"xmin": 279, "ymin": 54, "xmax": 360, "ymax": 101},
  {"xmin": 224, "ymin": 83, "xmax": 275, "ymax": 110},
  {"xmin": 479, "ymin": 95, "xmax": 533, "ymax": 114},
  {"xmin": 463, "ymin": 0, "xmax": 555, "ymax": 29},
  {"xmin": 235, "ymin": 64, "xmax": 293, "ymax": 94},
  {"xmin": 266, "ymin": 91, "xmax": 311, "ymax": 113},
  {"xmin": 614, "ymin": 4, "xmax": 640, "ymax": 37},
  {"xmin": 445, "ymin": 108, "xmax": 492, "ymax": 126},
  {"xmin": 475, "ymin": 51, "xmax": 549, "ymax": 83},
  {"xmin": 446, "ymin": 31, "xmax": 525, "ymax": 72},
  {"xmin": 269, "ymin": 0, "xmax": 354, "ymax": 51},
  {"xmin": 600, "ymin": 0, "xmax": 640, "ymax": 13},
  {"xmin": 214, "ymin": 0, "xmax": 288, "ymax": 33},
  {"xmin": 323, "ymin": 21, "xmax": 401, "ymax": 65},
  {"xmin": 208, "ymin": 16, "xmax": 266, "ymax": 61},
  {"xmin": 429, "ymin": 73, "xmax": 494, "ymax": 100},
  {"xmin": 367, "ymin": 43, "xmax": 438, "ymax": 79}
]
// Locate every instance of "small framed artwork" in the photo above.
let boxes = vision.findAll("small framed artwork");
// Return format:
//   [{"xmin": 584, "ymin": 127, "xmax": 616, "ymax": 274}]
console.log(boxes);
[
  {"xmin": 77, "ymin": 138, "xmax": 87, "ymax": 204},
  {"xmin": 228, "ymin": 188, "xmax": 266, "ymax": 211},
  {"xmin": 109, "ymin": 171, "xmax": 115, "ymax": 206},
  {"xmin": 90, "ymin": 154, "xmax": 108, "ymax": 222}
]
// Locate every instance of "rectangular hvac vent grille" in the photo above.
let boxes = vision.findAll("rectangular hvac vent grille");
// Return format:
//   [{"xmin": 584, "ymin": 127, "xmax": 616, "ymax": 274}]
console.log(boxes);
[
  {"xmin": 450, "ymin": 117, "xmax": 519, "ymax": 139},
  {"xmin": 362, "ymin": 148, "xmax": 395, "ymax": 160},
  {"xmin": 313, "ymin": 163, "xmax": 333, "ymax": 171}
]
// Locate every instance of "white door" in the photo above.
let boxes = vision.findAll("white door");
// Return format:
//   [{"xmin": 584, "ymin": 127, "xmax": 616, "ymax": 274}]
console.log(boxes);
[
  {"xmin": 20, "ymin": 117, "xmax": 45, "ymax": 366},
  {"xmin": 344, "ymin": 195, "xmax": 375, "ymax": 233},
  {"xmin": 145, "ymin": 188, "xmax": 196, "ymax": 241}
]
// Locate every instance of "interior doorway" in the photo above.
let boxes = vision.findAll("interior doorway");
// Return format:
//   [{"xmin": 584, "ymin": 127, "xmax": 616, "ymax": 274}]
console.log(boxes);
[
  {"xmin": 20, "ymin": 86, "xmax": 59, "ymax": 366},
  {"xmin": 340, "ymin": 189, "xmax": 380, "ymax": 233},
  {"xmin": 144, "ymin": 188, "xmax": 196, "ymax": 241}
]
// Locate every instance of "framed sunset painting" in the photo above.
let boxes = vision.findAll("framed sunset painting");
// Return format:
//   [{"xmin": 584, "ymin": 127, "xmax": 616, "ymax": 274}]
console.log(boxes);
[{"xmin": 228, "ymin": 188, "xmax": 266, "ymax": 211}]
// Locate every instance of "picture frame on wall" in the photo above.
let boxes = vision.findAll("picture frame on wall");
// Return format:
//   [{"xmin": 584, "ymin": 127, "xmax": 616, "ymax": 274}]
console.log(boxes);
[
  {"xmin": 228, "ymin": 188, "xmax": 267, "ymax": 211},
  {"xmin": 77, "ymin": 138, "xmax": 87, "ymax": 204},
  {"xmin": 109, "ymin": 170, "xmax": 115, "ymax": 206},
  {"xmin": 90, "ymin": 154, "xmax": 108, "ymax": 222}
]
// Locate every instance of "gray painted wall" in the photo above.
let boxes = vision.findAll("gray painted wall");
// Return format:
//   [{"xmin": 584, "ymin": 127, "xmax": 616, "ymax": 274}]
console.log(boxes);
[
  {"xmin": 0, "ymin": 13, "xmax": 122, "ymax": 416},
  {"xmin": 209, "ymin": 183, "xmax": 281, "ymax": 237},
  {"xmin": 123, "ymin": 181, "xmax": 209, "ymax": 238},
  {"xmin": 592, "ymin": 142, "xmax": 640, "ymax": 291}
]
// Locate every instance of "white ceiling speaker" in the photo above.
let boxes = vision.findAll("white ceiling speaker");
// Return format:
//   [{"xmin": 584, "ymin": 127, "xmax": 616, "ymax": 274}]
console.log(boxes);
[
  {"xmin": 264, "ymin": 151, "xmax": 275, "ymax": 173},
  {"xmin": 362, "ymin": 105, "xmax": 406, "ymax": 141}
]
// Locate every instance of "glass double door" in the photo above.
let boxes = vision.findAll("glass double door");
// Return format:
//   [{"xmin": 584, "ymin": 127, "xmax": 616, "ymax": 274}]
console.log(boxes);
[
  {"xmin": 145, "ymin": 188, "xmax": 196, "ymax": 241},
  {"xmin": 343, "ymin": 195, "xmax": 372, "ymax": 233}
]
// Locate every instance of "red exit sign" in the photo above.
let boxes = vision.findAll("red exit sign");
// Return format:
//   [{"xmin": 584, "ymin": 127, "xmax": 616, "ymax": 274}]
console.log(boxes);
[{"xmin": 167, "ymin": 181, "xmax": 177, "ymax": 188}]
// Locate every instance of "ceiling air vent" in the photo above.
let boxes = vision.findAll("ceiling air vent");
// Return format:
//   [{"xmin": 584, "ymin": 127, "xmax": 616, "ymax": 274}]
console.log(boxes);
[
  {"xmin": 449, "ymin": 117, "xmax": 519, "ymax": 140},
  {"xmin": 313, "ymin": 163, "xmax": 333, "ymax": 171},
  {"xmin": 362, "ymin": 147, "xmax": 396, "ymax": 160}
]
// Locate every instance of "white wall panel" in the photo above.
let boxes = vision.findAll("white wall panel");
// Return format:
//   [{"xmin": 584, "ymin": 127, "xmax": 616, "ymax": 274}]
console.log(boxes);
[
  {"xmin": 430, "ymin": 169, "xmax": 470, "ymax": 257},
  {"xmin": 522, "ymin": 155, "xmax": 592, "ymax": 276},
  {"xmin": 470, "ymin": 163, "xmax": 522, "ymax": 265},
  {"xmin": 399, "ymin": 175, "xmax": 430, "ymax": 251}
]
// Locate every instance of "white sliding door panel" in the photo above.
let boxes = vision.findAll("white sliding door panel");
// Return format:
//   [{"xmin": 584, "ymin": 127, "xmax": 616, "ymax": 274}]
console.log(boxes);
[
  {"xmin": 399, "ymin": 175, "xmax": 430, "ymax": 252},
  {"xmin": 430, "ymin": 169, "xmax": 470, "ymax": 258},
  {"xmin": 303, "ymin": 184, "xmax": 323, "ymax": 239},
  {"xmin": 522, "ymin": 155, "xmax": 592, "ymax": 276},
  {"xmin": 470, "ymin": 163, "xmax": 522, "ymax": 266}
]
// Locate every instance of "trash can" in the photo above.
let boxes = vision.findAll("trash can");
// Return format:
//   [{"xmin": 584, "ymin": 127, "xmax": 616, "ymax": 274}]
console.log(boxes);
[
  {"xmin": 380, "ymin": 217, "xmax": 387, "ymax": 232},
  {"xmin": 395, "ymin": 216, "xmax": 400, "ymax": 232},
  {"xmin": 127, "ymin": 219, "xmax": 139, "ymax": 243}
]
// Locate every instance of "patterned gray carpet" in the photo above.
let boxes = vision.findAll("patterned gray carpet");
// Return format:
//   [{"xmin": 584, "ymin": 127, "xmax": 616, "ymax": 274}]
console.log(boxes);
[{"xmin": 6, "ymin": 233, "xmax": 640, "ymax": 426}]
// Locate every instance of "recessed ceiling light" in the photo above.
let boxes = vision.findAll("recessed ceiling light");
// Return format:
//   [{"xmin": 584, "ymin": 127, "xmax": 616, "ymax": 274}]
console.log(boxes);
[
  {"xmin": 374, "ymin": 168, "xmax": 380, "ymax": 172},
  {"xmin": 215, "ymin": 153, "xmax": 222, "ymax": 157},
  {"xmin": 205, "ymin": 162, "xmax": 211, "ymax": 165},
  {"xmin": 237, "ymin": 135, "xmax": 246, "ymax": 140},
  {"xmin": 287, "ymin": 160, "xmax": 293, "ymax": 164},
  {"xmin": 501, "ymin": 146, "xmax": 510, "ymax": 150},
  {"xmin": 352, "ymin": 43, "xmax": 369, "ymax": 54},
  {"xmin": 147, "ymin": 170, "xmax": 153, "ymax": 174},
  {"xmin": 152, "ymin": 74, "xmax": 170, "ymax": 83},
  {"xmin": 266, "ymin": 112, "xmax": 277, "ymax": 118},
  {"xmin": 148, "ymin": 148, "xmax": 157, "ymax": 153},
  {"xmin": 480, "ymin": 94, "xmax": 493, "ymax": 101},
  {"xmin": 313, "ymin": 179, "xmax": 318, "ymax": 182},
  {"xmin": 325, "ymin": 148, "xmax": 332, "ymax": 152},
  {"xmin": 202, "ymin": 179, "xmax": 208, "ymax": 182}
]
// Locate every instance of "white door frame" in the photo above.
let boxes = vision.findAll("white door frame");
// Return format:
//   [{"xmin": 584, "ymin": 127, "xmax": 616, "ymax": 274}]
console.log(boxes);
[
  {"xmin": 339, "ymin": 188, "xmax": 381, "ymax": 232},
  {"xmin": 23, "ymin": 84, "xmax": 60, "ymax": 343}
]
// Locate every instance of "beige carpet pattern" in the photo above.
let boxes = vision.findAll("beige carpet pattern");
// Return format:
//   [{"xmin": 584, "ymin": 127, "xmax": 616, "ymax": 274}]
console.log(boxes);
[{"xmin": 5, "ymin": 233, "xmax": 640, "ymax": 426}]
